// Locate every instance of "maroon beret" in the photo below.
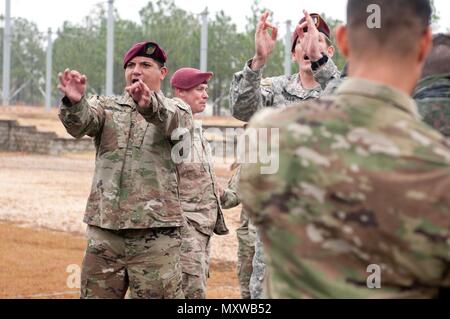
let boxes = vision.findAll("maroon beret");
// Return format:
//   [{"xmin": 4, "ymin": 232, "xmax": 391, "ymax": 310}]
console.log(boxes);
[
  {"xmin": 291, "ymin": 13, "xmax": 331, "ymax": 52},
  {"xmin": 170, "ymin": 68, "xmax": 213, "ymax": 90},
  {"xmin": 123, "ymin": 41, "xmax": 167, "ymax": 68}
]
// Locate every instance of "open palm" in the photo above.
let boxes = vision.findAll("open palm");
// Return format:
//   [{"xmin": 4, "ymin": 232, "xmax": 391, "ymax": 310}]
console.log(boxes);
[{"xmin": 58, "ymin": 69, "xmax": 87, "ymax": 104}]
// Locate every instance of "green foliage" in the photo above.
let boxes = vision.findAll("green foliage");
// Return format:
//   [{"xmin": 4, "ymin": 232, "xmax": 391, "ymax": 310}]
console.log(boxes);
[
  {"xmin": 139, "ymin": 0, "xmax": 200, "ymax": 95},
  {"xmin": 0, "ymin": 16, "xmax": 45, "ymax": 105},
  {"xmin": 430, "ymin": 0, "xmax": 440, "ymax": 28},
  {"xmin": 1, "ymin": 0, "xmax": 347, "ymax": 108},
  {"xmin": 317, "ymin": 13, "xmax": 346, "ymax": 72}
]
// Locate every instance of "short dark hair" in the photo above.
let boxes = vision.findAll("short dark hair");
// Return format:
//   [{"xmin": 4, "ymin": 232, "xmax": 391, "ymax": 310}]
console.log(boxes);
[
  {"xmin": 421, "ymin": 33, "xmax": 450, "ymax": 78},
  {"xmin": 347, "ymin": 0, "xmax": 432, "ymax": 55}
]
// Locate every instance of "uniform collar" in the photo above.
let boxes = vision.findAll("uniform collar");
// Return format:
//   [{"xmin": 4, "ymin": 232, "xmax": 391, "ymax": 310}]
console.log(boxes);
[
  {"xmin": 336, "ymin": 77, "xmax": 420, "ymax": 119},
  {"xmin": 285, "ymin": 73, "xmax": 321, "ymax": 98}
]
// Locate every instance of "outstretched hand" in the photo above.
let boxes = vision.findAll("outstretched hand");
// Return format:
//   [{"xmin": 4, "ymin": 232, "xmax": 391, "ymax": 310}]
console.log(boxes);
[
  {"xmin": 58, "ymin": 69, "xmax": 87, "ymax": 104},
  {"xmin": 125, "ymin": 79, "xmax": 153, "ymax": 108},
  {"xmin": 251, "ymin": 11, "xmax": 278, "ymax": 70},
  {"xmin": 295, "ymin": 10, "xmax": 323, "ymax": 62}
]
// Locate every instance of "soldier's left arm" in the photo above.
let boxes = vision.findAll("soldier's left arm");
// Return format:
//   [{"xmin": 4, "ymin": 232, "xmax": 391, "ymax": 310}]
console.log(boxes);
[
  {"xmin": 221, "ymin": 166, "xmax": 242, "ymax": 209},
  {"xmin": 313, "ymin": 58, "xmax": 341, "ymax": 91}
]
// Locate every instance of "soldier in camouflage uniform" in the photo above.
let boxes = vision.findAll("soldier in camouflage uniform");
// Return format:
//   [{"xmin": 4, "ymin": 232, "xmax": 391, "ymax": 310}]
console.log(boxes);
[
  {"xmin": 230, "ymin": 10, "xmax": 340, "ymax": 122},
  {"xmin": 240, "ymin": 0, "xmax": 450, "ymax": 298},
  {"xmin": 220, "ymin": 165, "xmax": 257, "ymax": 299},
  {"xmin": 58, "ymin": 42, "xmax": 192, "ymax": 299},
  {"xmin": 413, "ymin": 34, "xmax": 450, "ymax": 136},
  {"xmin": 322, "ymin": 63, "xmax": 348, "ymax": 96},
  {"xmin": 249, "ymin": 232, "xmax": 267, "ymax": 299},
  {"xmin": 230, "ymin": 10, "xmax": 340, "ymax": 299},
  {"xmin": 170, "ymin": 68, "xmax": 229, "ymax": 299}
]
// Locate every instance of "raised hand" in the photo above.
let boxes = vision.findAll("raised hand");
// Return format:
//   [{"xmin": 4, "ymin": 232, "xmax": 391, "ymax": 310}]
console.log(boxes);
[
  {"xmin": 251, "ymin": 11, "xmax": 278, "ymax": 70},
  {"xmin": 125, "ymin": 79, "xmax": 153, "ymax": 108},
  {"xmin": 295, "ymin": 10, "xmax": 323, "ymax": 62},
  {"xmin": 58, "ymin": 69, "xmax": 87, "ymax": 104}
]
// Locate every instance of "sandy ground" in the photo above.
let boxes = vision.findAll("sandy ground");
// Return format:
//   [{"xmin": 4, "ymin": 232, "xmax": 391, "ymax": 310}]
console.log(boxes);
[
  {"xmin": 0, "ymin": 152, "xmax": 241, "ymax": 262},
  {"xmin": 0, "ymin": 151, "xmax": 242, "ymax": 298},
  {"xmin": 0, "ymin": 222, "xmax": 240, "ymax": 299},
  {"xmin": 0, "ymin": 106, "xmax": 243, "ymax": 298}
]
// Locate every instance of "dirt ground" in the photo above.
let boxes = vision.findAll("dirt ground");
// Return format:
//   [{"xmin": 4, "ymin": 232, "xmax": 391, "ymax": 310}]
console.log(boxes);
[
  {"xmin": 0, "ymin": 151, "xmax": 242, "ymax": 299},
  {"xmin": 0, "ymin": 106, "xmax": 244, "ymax": 299},
  {"xmin": 0, "ymin": 222, "xmax": 240, "ymax": 299}
]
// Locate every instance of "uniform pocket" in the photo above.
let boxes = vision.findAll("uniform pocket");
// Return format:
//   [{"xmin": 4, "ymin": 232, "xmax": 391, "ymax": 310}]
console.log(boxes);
[
  {"xmin": 162, "ymin": 268, "xmax": 184, "ymax": 299},
  {"xmin": 132, "ymin": 120, "xmax": 149, "ymax": 148},
  {"xmin": 98, "ymin": 110, "xmax": 120, "ymax": 155},
  {"xmin": 111, "ymin": 110, "xmax": 130, "ymax": 149}
]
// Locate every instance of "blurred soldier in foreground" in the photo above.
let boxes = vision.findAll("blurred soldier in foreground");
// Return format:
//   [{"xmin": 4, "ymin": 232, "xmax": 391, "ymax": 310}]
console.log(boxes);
[
  {"xmin": 240, "ymin": 0, "xmax": 450, "ymax": 298},
  {"xmin": 170, "ymin": 68, "xmax": 229, "ymax": 299},
  {"xmin": 220, "ymin": 164, "xmax": 257, "ymax": 299},
  {"xmin": 230, "ymin": 10, "xmax": 340, "ymax": 298},
  {"xmin": 413, "ymin": 33, "xmax": 450, "ymax": 136},
  {"xmin": 58, "ymin": 41, "xmax": 193, "ymax": 299},
  {"xmin": 230, "ymin": 10, "xmax": 340, "ymax": 122}
]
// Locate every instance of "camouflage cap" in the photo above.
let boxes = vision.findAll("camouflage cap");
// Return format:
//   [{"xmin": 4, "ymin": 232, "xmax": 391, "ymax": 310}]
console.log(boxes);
[
  {"xmin": 123, "ymin": 41, "xmax": 167, "ymax": 68},
  {"xmin": 170, "ymin": 68, "xmax": 213, "ymax": 90},
  {"xmin": 291, "ymin": 13, "xmax": 331, "ymax": 52}
]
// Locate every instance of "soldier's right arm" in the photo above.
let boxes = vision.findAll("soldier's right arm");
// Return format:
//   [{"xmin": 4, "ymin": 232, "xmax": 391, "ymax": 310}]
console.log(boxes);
[
  {"xmin": 57, "ymin": 69, "xmax": 105, "ymax": 139},
  {"xmin": 230, "ymin": 59, "xmax": 275, "ymax": 122},
  {"xmin": 58, "ymin": 95, "xmax": 105, "ymax": 139},
  {"xmin": 220, "ymin": 166, "xmax": 242, "ymax": 209}
]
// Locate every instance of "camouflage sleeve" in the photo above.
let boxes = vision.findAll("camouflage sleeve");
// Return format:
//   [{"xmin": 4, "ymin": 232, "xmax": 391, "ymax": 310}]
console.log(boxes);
[
  {"xmin": 220, "ymin": 166, "xmax": 242, "ymax": 209},
  {"xmin": 322, "ymin": 78, "xmax": 344, "ymax": 96},
  {"xmin": 313, "ymin": 58, "xmax": 341, "ymax": 91},
  {"xmin": 58, "ymin": 95, "xmax": 105, "ymax": 139},
  {"xmin": 136, "ymin": 92, "xmax": 193, "ymax": 138},
  {"xmin": 230, "ymin": 59, "xmax": 275, "ymax": 122},
  {"xmin": 239, "ymin": 108, "xmax": 280, "ymax": 227},
  {"xmin": 413, "ymin": 75, "xmax": 450, "ymax": 137}
]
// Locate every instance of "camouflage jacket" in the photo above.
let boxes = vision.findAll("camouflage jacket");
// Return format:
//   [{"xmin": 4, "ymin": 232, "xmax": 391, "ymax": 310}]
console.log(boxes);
[
  {"xmin": 177, "ymin": 118, "xmax": 228, "ymax": 236},
  {"xmin": 413, "ymin": 74, "xmax": 450, "ymax": 137},
  {"xmin": 230, "ymin": 58, "xmax": 340, "ymax": 122},
  {"xmin": 240, "ymin": 78, "xmax": 450, "ymax": 298},
  {"xmin": 220, "ymin": 165, "xmax": 242, "ymax": 209},
  {"xmin": 59, "ymin": 91, "xmax": 193, "ymax": 230}
]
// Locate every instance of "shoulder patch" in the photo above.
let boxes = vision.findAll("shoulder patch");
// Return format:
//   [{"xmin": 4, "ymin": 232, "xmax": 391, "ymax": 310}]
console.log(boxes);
[
  {"xmin": 171, "ymin": 97, "xmax": 192, "ymax": 114},
  {"xmin": 175, "ymin": 100, "xmax": 191, "ymax": 112}
]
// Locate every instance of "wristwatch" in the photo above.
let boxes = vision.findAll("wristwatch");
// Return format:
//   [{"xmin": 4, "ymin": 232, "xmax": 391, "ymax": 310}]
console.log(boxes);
[{"xmin": 311, "ymin": 53, "xmax": 329, "ymax": 71}]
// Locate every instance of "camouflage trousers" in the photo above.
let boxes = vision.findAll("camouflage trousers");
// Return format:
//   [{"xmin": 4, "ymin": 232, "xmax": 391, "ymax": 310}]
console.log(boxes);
[
  {"xmin": 236, "ymin": 209, "xmax": 256, "ymax": 299},
  {"xmin": 180, "ymin": 219, "xmax": 211, "ymax": 299},
  {"xmin": 250, "ymin": 231, "xmax": 267, "ymax": 299},
  {"xmin": 81, "ymin": 225, "xmax": 184, "ymax": 299}
]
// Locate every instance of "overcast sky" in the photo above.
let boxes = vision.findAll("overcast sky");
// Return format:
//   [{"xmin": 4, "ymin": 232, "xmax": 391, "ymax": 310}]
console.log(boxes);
[{"xmin": 1, "ymin": 0, "xmax": 449, "ymax": 36}]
